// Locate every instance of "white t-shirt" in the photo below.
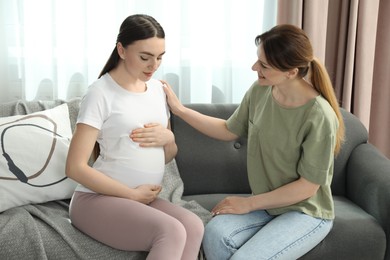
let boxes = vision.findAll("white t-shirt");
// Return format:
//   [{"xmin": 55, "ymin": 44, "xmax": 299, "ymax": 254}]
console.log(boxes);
[{"xmin": 75, "ymin": 73, "xmax": 169, "ymax": 192}]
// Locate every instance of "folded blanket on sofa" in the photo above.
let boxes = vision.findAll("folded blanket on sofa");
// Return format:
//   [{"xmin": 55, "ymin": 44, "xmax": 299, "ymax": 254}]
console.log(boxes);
[{"xmin": 0, "ymin": 159, "xmax": 212, "ymax": 260}]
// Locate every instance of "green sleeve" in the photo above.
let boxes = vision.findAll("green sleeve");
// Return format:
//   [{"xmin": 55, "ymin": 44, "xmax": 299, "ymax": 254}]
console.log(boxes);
[
  {"xmin": 298, "ymin": 105, "xmax": 338, "ymax": 185},
  {"xmin": 226, "ymin": 81, "xmax": 262, "ymax": 137}
]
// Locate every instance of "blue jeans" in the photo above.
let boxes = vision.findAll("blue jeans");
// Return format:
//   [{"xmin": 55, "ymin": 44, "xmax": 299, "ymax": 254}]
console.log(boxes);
[{"xmin": 202, "ymin": 210, "xmax": 333, "ymax": 260}]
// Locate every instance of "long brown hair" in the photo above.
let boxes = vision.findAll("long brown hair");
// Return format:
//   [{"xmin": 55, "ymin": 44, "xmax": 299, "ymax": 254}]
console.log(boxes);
[
  {"xmin": 255, "ymin": 24, "xmax": 345, "ymax": 155},
  {"xmin": 92, "ymin": 14, "xmax": 165, "ymax": 161}
]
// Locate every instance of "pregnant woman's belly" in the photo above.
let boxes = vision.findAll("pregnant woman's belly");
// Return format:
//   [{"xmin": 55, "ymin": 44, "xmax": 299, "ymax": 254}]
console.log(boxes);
[{"xmin": 94, "ymin": 135, "xmax": 165, "ymax": 188}]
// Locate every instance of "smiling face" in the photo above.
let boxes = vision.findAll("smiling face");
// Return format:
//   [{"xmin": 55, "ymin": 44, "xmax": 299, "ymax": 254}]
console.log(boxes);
[
  {"xmin": 117, "ymin": 37, "xmax": 166, "ymax": 81},
  {"xmin": 251, "ymin": 44, "xmax": 290, "ymax": 86}
]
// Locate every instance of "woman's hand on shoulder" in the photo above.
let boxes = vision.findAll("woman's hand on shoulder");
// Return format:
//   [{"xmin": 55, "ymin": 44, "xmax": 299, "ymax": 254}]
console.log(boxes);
[
  {"xmin": 161, "ymin": 80, "xmax": 185, "ymax": 116},
  {"xmin": 132, "ymin": 184, "xmax": 162, "ymax": 204}
]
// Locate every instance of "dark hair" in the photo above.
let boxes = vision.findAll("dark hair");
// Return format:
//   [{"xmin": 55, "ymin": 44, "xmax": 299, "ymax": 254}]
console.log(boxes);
[
  {"xmin": 98, "ymin": 14, "xmax": 165, "ymax": 78},
  {"xmin": 93, "ymin": 14, "xmax": 165, "ymax": 161},
  {"xmin": 255, "ymin": 24, "xmax": 345, "ymax": 155}
]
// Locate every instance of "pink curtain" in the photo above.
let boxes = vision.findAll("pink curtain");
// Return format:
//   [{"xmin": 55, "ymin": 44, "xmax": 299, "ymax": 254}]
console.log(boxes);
[
  {"xmin": 277, "ymin": 0, "xmax": 390, "ymax": 159},
  {"xmin": 370, "ymin": 0, "xmax": 390, "ymax": 159}
]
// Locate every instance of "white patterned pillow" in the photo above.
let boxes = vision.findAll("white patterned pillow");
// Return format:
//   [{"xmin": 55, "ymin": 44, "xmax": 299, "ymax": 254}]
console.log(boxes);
[{"xmin": 0, "ymin": 103, "xmax": 76, "ymax": 212}]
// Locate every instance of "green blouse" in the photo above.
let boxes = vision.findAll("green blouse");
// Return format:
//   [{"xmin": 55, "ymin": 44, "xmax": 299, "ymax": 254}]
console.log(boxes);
[{"xmin": 226, "ymin": 82, "xmax": 338, "ymax": 219}]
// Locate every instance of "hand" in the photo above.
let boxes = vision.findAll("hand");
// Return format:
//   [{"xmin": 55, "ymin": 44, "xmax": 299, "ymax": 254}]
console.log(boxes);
[
  {"xmin": 130, "ymin": 123, "xmax": 174, "ymax": 147},
  {"xmin": 132, "ymin": 184, "xmax": 162, "ymax": 204},
  {"xmin": 161, "ymin": 80, "xmax": 184, "ymax": 115},
  {"xmin": 211, "ymin": 196, "xmax": 252, "ymax": 216}
]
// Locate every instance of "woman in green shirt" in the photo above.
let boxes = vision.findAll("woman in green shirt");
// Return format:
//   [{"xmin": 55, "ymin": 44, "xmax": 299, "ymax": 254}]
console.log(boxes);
[{"xmin": 162, "ymin": 24, "xmax": 345, "ymax": 259}]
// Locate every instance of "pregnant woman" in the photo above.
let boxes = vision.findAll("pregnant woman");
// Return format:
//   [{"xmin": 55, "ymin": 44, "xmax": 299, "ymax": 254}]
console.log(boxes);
[{"xmin": 65, "ymin": 14, "xmax": 204, "ymax": 260}]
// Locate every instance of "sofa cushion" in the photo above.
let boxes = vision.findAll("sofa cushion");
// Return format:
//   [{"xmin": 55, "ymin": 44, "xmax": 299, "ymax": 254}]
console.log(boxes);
[
  {"xmin": 183, "ymin": 193, "xmax": 250, "ymax": 212},
  {"xmin": 301, "ymin": 196, "xmax": 386, "ymax": 259},
  {"xmin": 0, "ymin": 104, "xmax": 77, "ymax": 212},
  {"xmin": 172, "ymin": 104, "xmax": 251, "ymax": 196}
]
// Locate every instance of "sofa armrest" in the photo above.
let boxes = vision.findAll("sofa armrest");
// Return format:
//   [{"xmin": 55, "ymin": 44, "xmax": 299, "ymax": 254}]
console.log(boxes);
[{"xmin": 346, "ymin": 143, "xmax": 390, "ymax": 258}]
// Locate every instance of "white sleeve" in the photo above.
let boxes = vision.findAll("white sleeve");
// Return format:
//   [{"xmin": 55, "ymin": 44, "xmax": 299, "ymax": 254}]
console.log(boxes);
[{"xmin": 77, "ymin": 85, "xmax": 108, "ymax": 130}]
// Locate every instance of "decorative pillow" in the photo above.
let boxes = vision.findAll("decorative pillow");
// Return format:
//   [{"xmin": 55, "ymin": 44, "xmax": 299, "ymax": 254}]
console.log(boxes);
[{"xmin": 0, "ymin": 103, "xmax": 76, "ymax": 212}]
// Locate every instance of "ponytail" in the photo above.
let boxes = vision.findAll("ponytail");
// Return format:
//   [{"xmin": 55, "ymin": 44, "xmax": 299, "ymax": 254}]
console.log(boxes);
[
  {"xmin": 93, "ymin": 46, "xmax": 123, "ymax": 160},
  {"xmin": 310, "ymin": 57, "xmax": 345, "ymax": 155},
  {"xmin": 98, "ymin": 47, "xmax": 120, "ymax": 79}
]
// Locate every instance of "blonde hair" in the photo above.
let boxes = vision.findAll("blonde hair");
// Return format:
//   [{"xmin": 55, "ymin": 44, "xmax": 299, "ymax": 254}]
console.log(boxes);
[{"xmin": 255, "ymin": 24, "xmax": 345, "ymax": 154}]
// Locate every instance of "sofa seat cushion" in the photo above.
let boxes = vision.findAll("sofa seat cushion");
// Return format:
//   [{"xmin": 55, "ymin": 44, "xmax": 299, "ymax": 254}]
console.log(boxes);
[
  {"xmin": 184, "ymin": 194, "xmax": 386, "ymax": 260},
  {"xmin": 183, "ymin": 193, "xmax": 250, "ymax": 212},
  {"xmin": 302, "ymin": 196, "xmax": 386, "ymax": 259}
]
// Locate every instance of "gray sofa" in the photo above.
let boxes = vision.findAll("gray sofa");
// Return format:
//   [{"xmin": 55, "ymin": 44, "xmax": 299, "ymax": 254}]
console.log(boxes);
[
  {"xmin": 174, "ymin": 104, "xmax": 390, "ymax": 260},
  {"xmin": 0, "ymin": 99, "xmax": 389, "ymax": 260}
]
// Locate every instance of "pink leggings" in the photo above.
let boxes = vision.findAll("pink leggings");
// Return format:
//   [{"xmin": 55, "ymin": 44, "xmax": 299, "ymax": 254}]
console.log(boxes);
[{"xmin": 69, "ymin": 191, "xmax": 204, "ymax": 260}]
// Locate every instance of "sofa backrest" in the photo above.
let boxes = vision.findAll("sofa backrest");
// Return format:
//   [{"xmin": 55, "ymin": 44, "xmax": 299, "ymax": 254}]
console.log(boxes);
[
  {"xmin": 1, "ymin": 99, "xmax": 369, "ymax": 197},
  {"xmin": 333, "ymin": 109, "xmax": 368, "ymax": 195},
  {"xmin": 0, "ymin": 98, "xmax": 81, "ymax": 133},
  {"xmin": 172, "ymin": 104, "xmax": 251, "ymax": 196},
  {"xmin": 172, "ymin": 104, "xmax": 370, "ymax": 197}
]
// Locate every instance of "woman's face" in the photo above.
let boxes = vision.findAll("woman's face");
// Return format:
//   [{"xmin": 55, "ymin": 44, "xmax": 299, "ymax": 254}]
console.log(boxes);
[
  {"xmin": 118, "ymin": 37, "xmax": 165, "ymax": 81},
  {"xmin": 251, "ymin": 44, "xmax": 288, "ymax": 86}
]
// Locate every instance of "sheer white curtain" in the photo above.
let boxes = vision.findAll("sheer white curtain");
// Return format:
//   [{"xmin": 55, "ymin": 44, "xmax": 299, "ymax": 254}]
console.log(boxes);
[{"xmin": 0, "ymin": 0, "xmax": 277, "ymax": 103}]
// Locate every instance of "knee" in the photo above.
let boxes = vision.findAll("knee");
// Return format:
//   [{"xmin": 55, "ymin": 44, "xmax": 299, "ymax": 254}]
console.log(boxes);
[
  {"xmin": 167, "ymin": 218, "xmax": 188, "ymax": 241},
  {"xmin": 149, "ymin": 219, "xmax": 187, "ymax": 259},
  {"xmin": 156, "ymin": 218, "xmax": 187, "ymax": 246},
  {"xmin": 203, "ymin": 216, "xmax": 244, "ymax": 260},
  {"xmin": 183, "ymin": 212, "xmax": 205, "ymax": 241},
  {"xmin": 203, "ymin": 219, "xmax": 222, "ymax": 246},
  {"xmin": 203, "ymin": 218, "xmax": 229, "ymax": 251}
]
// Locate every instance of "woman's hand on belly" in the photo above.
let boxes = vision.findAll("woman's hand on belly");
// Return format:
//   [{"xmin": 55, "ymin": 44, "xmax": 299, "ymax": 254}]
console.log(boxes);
[
  {"xmin": 130, "ymin": 123, "xmax": 174, "ymax": 147},
  {"xmin": 130, "ymin": 184, "xmax": 162, "ymax": 204}
]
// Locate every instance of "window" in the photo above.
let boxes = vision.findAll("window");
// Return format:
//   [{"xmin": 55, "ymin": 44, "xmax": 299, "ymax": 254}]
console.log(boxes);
[{"xmin": 0, "ymin": 0, "xmax": 277, "ymax": 103}]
